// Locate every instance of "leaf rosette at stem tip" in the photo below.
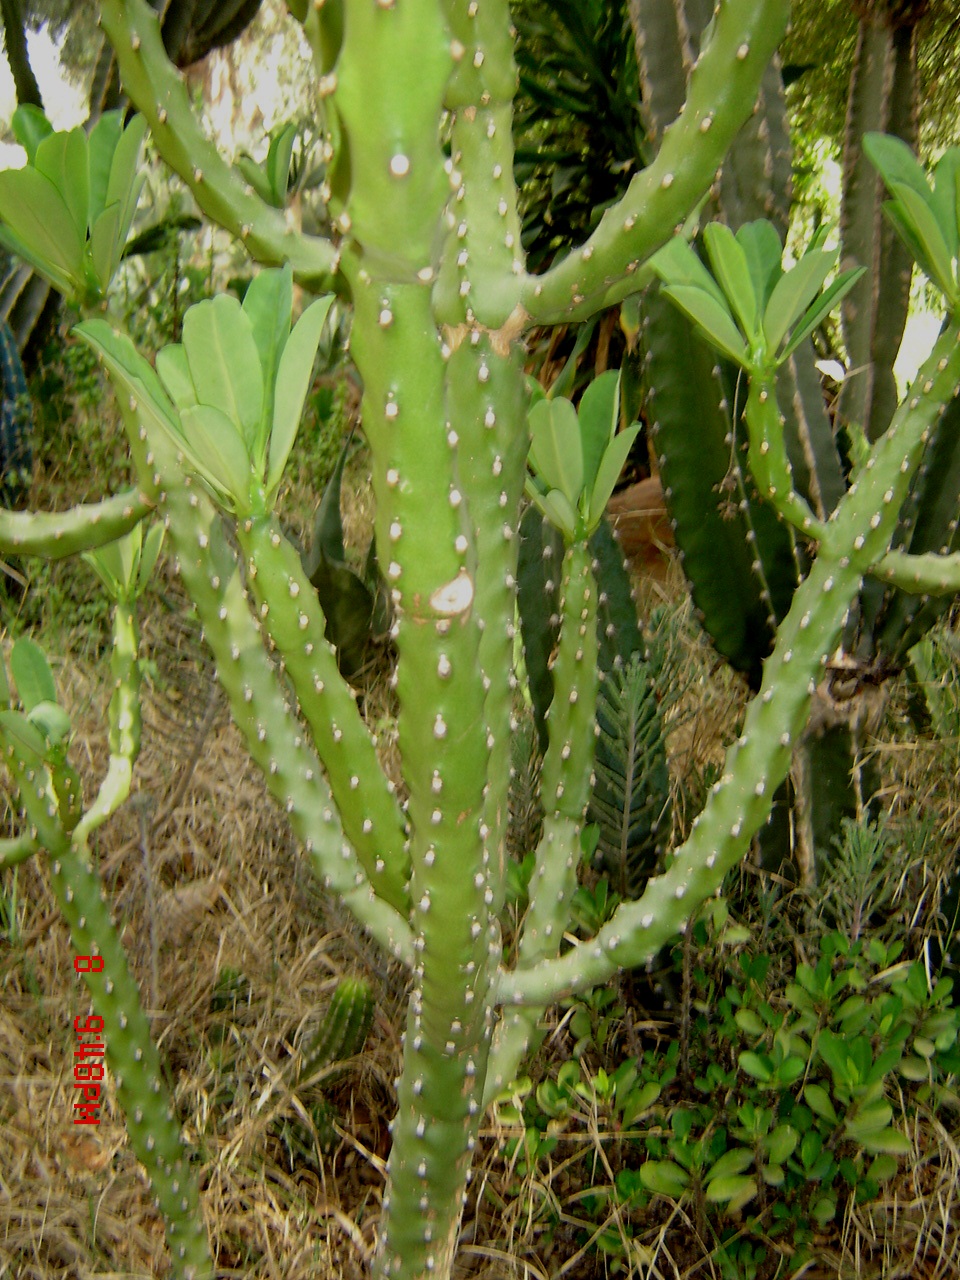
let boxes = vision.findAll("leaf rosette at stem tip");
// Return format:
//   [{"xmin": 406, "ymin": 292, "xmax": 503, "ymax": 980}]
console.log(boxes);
[
  {"xmin": 650, "ymin": 220, "xmax": 865, "ymax": 375},
  {"xmin": 77, "ymin": 267, "xmax": 335, "ymax": 516},
  {"xmin": 863, "ymin": 134, "xmax": 960, "ymax": 310},
  {"xmin": 526, "ymin": 370, "xmax": 641, "ymax": 541},
  {"xmin": 235, "ymin": 121, "xmax": 299, "ymax": 210},
  {"xmin": 1, "ymin": 638, "xmax": 82, "ymax": 833},
  {"xmin": 0, "ymin": 106, "xmax": 147, "ymax": 308},
  {"xmin": 82, "ymin": 521, "xmax": 165, "ymax": 604}
]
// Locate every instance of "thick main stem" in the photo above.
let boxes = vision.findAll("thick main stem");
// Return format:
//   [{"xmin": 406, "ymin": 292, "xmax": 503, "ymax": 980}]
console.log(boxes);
[{"xmin": 333, "ymin": 3, "xmax": 504, "ymax": 1273}]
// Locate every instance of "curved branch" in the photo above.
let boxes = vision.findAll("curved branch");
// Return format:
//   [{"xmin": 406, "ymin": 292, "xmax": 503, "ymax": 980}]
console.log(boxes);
[
  {"xmin": 519, "ymin": 0, "xmax": 790, "ymax": 326},
  {"xmin": 0, "ymin": 487, "xmax": 151, "ymax": 559},
  {"xmin": 98, "ymin": 0, "xmax": 339, "ymax": 290}
]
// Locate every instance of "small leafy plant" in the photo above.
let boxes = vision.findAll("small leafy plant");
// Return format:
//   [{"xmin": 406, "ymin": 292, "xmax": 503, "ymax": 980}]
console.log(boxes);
[{"xmin": 502, "ymin": 838, "xmax": 960, "ymax": 1273}]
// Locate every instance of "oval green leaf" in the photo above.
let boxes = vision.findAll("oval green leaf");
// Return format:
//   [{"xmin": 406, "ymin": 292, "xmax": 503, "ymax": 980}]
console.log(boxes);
[
  {"xmin": 659, "ymin": 284, "xmax": 749, "ymax": 366},
  {"xmin": 245, "ymin": 267, "xmax": 294, "ymax": 462},
  {"xmin": 267, "ymin": 294, "xmax": 335, "ymax": 497},
  {"xmin": 890, "ymin": 181, "xmax": 957, "ymax": 299},
  {"xmin": 779, "ymin": 266, "xmax": 866, "ymax": 363},
  {"xmin": 577, "ymin": 370, "xmax": 620, "ymax": 493},
  {"xmin": 704, "ymin": 221, "xmax": 758, "ymax": 341},
  {"xmin": 704, "ymin": 1147, "xmax": 754, "ymax": 1184},
  {"xmin": 34, "ymin": 128, "xmax": 89, "ymax": 245},
  {"xmin": 0, "ymin": 167, "xmax": 84, "ymax": 284},
  {"xmin": 764, "ymin": 1124, "xmax": 798, "ymax": 1165},
  {"xmin": 705, "ymin": 1174, "xmax": 757, "ymax": 1207},
  {"xmin": 739, "ymin": 1051, "xmax": 773, "ymax": 1082},
  {"xmin": 587, "ymin": 423, "xmax": 640, "ymax": 530},
  {"xmin": 537, "ymin": 487, "xmax": 578, "ymax": 538},
  {"xmin": 156, "ymin": 344, "xmax": 199, "ymax": 414},
  {"xmin": 180, "ymin": 403, "xmax": 253, "ymax": 507},
  {"xmin": 10, "ymin": 638, "xmax": 57, "ymax": 713},
  {"xmin": 863, "ymin": 131, "xmax": 932, "ymax": 203},
  {"xmin": 11, "ymin": 104, "xmax": 53, "ymax": 164},
  {"xmin": 856, "ymin": 1127, "xmax": 912, "ymax": 1156},
  {"xmin": 763, "ymin": 249, "xmax": 836, "ymax": 356},
  {"xmin": 650, "ymin": 234, "xmax": 731, "ymax": 315},
  {"xmin": 87, "ymin": 110, "xmax": 124, "ymax": 225},
  {"xmin": 90, "ymin": 203, "xmax": 122, "ymax": 295},
  {"xmin": 107, "ymin": 114, "xmax": 148, "ymax": 242},
  {"xmin": 803, "ymin": 1083, "xmax": 838, "ymax": 1125},
  {"xmin": 639, "ymin": 1160, "xmax": 690, "ymax": 1198},
  {"xmin": 734, "ymin": 1008, "xmax": 765, "ymax": 1037},
  {"xmin": 183, "ymin": 295, "xmax": 264, "ymax": 450},
  {"xmin": 528, "ymin": 396, "xmax": 583, "ymax": 506}
]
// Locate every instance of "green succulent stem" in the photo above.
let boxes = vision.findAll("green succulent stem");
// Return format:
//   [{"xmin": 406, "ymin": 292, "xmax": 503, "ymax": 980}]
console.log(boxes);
[
  {"xmin": 870, "ymin": 549, "xmax": 960, "ymax": 595},
  {"xmin": 0, "ymin": 488, "xmax": 151, "ymax": 560},
  {"xmin": 0, "ymin": 737, "xmax": 211, "ymax": 1278},
  {"xmin": 52, "ymin": 844, "xmax": 213, "ymax": 1279},
  {"xmin": 97, "ymin": 0, "xmax": 337, "ymax": 289},
  {"xmin": 298, "ymin": 976, "xmax": 374, "ymax": 1087},
  {"xmin": 237, "ymin": 512, "xmax": 411, "ymax": 913},
  {"xmin": 160, "ymin": 486, "xmax": 414, "ymax": 964},
  {"xmin": 745, "ymin": 374, "xmax": 827, "ymax": 539},
  {"xmin": 72, "ymin": 596, "xmax": 140, "ymax": 855},
  {"xmin": 484, "ymin": 538, "xmax": 599, "ymax": 1099},
  {"xmin": 346, "ymin": 278, "xmax": 499, "ymax": 1280},
  {"xmin": 0, "ymin": 831, "xmax": 39, "ymax": 866}
]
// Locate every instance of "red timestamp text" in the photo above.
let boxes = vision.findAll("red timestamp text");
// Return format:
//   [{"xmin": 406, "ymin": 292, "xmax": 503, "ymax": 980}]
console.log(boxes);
[{"xmin": 74, "ymin": 954, "xmax": 105, "ymax": 1125}]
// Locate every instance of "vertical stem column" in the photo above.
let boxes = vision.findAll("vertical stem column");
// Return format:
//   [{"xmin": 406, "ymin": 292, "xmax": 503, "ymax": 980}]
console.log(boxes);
[{"xmin": 334, "ymin": 3, "xmax": 506, "ymax": 1273}]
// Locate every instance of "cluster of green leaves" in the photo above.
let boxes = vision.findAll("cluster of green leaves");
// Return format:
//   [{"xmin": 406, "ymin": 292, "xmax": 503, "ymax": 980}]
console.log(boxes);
[
  {"xmin": 651, "ymin": 220, "xmax": 863, "ymax": 374},
  {"xmin": 0, "ymin": 107, "xmax": 146, "ymax": 308},
  {"xmin": 669, "ymin": 925, "xmax": 959, "ymax": 1213},
  {"xmin": 657, "ymin": 138, "xmax": 960, "ymax": 384},
  {"xmin": 79, "ymin": 266, "xmax": 333, "ymax": 518},
  {"xmin": 497, "ymin": 877, "xmax": 960, "ymax": 1274},
  {"xmin": 526, "ymin": 370, "xmax": 640, "ymax": 539},
  {"xmin": 0, "ymin": 637, "xmax": 81, "ymax": 845},
  {"xmin": 864, "ymin": 133, "xmax": 960, "ymax": 312}
]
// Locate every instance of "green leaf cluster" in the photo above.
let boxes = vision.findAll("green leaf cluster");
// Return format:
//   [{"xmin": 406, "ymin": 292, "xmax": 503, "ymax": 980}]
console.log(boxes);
[
  {"xmin": 864, "ymin": 135, "xmax": 960, "ymax": 310},
  {"xmin": 78, "ymin": 269, "xmax": 334, "ymax": 514},
  {"xmin": 82, "ymin": 522, "xmax": 164, "ymax": 603},
  {"xmin": 0, "ymin": 639, "xmax": 81, "ymax": 841},
  {"xmin": 0, "ymin": 107, "xmax": 147, "ymax": 307},
  {"xmin": 651, "ymin": 220, "xmax": 864, "ymax": 373},
  {"xmin": 511, "ymin": 884, "xmax": 960, "ymax": 1275},
  {"xmin": 526, "ymin": 370, "xmax": 640, "ymax": 539}
]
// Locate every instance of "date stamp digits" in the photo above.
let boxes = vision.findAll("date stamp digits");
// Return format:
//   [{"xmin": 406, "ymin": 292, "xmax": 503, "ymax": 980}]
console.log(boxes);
[{"xmin": 74, "ymin": 955, "xmax": 105, "ymax": 1125}]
